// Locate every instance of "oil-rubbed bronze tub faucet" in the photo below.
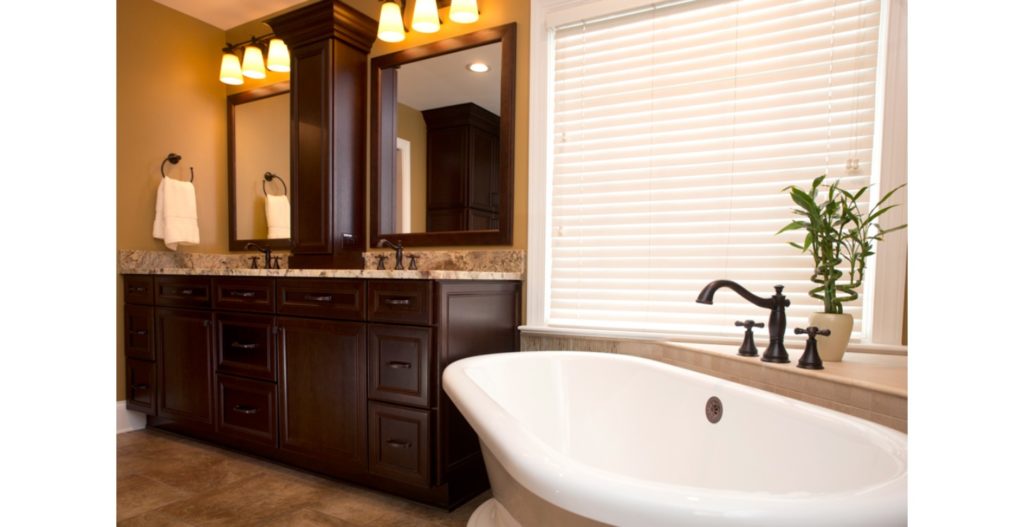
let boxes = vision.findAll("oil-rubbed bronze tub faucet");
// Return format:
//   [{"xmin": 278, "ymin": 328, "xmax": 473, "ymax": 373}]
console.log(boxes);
[{"xmin": 697, "ymin": 280, "xmax": 791, "ymax": 363}]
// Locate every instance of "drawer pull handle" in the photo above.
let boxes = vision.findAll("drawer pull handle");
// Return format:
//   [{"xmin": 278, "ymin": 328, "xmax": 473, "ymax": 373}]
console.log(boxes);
[
  {"xmin": 232, "ymin": 405, "xmax": 258, "ymax": 415},
  {"xmin": 383, "ymin": 297, "xmax": 412, "ymax": 306},
  {"xmin": 230, "ymin": 341, "xmax": 257, "ymax": 350},
  {"xmin": 131, "ymin": 383, "xmax": 149, "ymax": 390},
  {"xmin": 228, "ymin": 290, "xmax": 257, "ymax": 298},
  {"xmin": 180, "ymin": 288, "xmax": 194, "ymax": 296},
  {"xmin": 387, "ymin": 361, "xmax": 412, "ymax": 369},
  {"xmin": 305, "ymin": 294, "xmax": 333, "ymax": 303},
  {"xmin": 386, "ymin": 439, "xmax": 412, "ymax": 449},
  {"xmin": 128, "ymin": 286, "xmax": 145, "ymax": 293},
  {"xmin": 131, "ymin": 330, "xmax": 148, "ymax": 336}
]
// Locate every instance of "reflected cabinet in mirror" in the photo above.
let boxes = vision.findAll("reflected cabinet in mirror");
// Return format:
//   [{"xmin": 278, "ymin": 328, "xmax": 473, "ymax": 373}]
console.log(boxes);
[
  {"xmin": 371, "ymin": 23, "xmax": 516, "ymax": 246},
  {"xmin": 228, "ymin": 81, "xmax": 291, "ymax": 251}
]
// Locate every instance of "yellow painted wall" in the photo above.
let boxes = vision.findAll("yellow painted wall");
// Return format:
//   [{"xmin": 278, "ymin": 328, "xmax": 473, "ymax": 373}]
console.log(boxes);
[{"xmin": 116, "ymin": 0, "xmax": 228, "ymax": 399}]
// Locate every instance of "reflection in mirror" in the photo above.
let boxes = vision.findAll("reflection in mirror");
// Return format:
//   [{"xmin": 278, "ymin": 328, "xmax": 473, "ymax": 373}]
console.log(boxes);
[
  {"xmin": 392, "ymin": 42, "xmax": 501, "ymax": 234},
  {"xmin": 372, "ymin": 23, "xmax": 516, "ymax": 247},
  {"xmin": 228, "ymin": 82, "xmax": 291, "ymax": 250}
]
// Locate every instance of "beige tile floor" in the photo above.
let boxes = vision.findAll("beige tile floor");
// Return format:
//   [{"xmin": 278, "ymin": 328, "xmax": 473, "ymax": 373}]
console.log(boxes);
[{"xmin": 117, "ymin": 429, "xmax": 489, "ymax": 526}]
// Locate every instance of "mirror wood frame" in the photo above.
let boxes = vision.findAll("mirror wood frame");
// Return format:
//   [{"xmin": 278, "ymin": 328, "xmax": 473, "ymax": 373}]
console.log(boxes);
[
  {"xmin": 228, "ymin": 81, "xmax": 291, "ymax": 251},
  {"xmin": 370, "ymin": 23, "xmax": 516, "ymax": 247}
]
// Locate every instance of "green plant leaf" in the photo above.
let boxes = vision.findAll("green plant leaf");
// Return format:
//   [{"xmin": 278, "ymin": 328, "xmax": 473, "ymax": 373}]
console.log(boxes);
[{"xmin": 776, "ymin": 220, "xmax": 806, "ymax": 235}]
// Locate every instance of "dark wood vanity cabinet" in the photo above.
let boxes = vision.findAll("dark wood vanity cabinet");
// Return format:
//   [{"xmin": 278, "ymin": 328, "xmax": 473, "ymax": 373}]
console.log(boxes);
[
  {"xmin": 121, "ymin": 274, "xmax": 520, "ymax": 509},
  {"xmin": 423, "ymin": 103, "xmax": 501, "ymax": 232}
]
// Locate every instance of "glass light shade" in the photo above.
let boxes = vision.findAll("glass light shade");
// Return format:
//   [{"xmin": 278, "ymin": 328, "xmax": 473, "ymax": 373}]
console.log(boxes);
[
  {"xmin": 449, "ymin": 0, "xmax": 479, "ymax": 24},
  {"xmin": 241, "ymin": 45, "xmax": 266, "ymax": 79},
  {"xmin": 219, "ymin": 53, "xmax": 244, "ymax": 85},
  {"xmin": 266, "ymin": 38, "xmax": 290, "ymax": 72},
  {"xmin": 411, "ymin": 0, "xmax": 440, "ymax": 33},
  {"xmin": 377, "ymin": 2, "xmax": 406, "ymax": 43}
]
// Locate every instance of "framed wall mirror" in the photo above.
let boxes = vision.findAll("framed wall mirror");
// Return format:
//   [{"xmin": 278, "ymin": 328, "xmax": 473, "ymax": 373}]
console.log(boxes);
[
  {"xmin": 371, "ymin": 23, "xmax": 516, "ymax": 246},
  {"xmin": 228, "ymin": 81, "xmax": 291, "ymax": 251}
]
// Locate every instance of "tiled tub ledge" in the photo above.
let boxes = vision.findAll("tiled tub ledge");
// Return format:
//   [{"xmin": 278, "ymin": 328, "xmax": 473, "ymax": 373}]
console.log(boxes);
[{"xmin": 519, "ymin": 332, "xmax": 907, "ymax": 433}]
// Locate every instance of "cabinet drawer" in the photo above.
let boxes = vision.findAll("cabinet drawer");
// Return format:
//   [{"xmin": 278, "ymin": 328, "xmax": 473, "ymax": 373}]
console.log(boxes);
[
  {"xmin": 367, "ymin": 280, "xmax": 432, "ymax": 325},
  {"xmin": 155, "ymin": 276, "xmax": 212, "ymax": 308},
  {"xmin": 216, "ymin": 313, "xmax": 275, "ymax": 382},
  {"xmin": 277, "ymin": 278, "xmax": 365, "ymax": 321},
  {"xmin": 216, "ymin": 375, "xmax": 278, "ymax": 447},
  {"xmin": 126, "ymin": 359, "xmax": 157, "ymax": 416},
  {"xmin": 123, "ymin": 275, "xmax": 155, "ymax": 305},
  {"xmin": 368, "ymin": 325, "xmax": 431, "ymax": 408},
  {"xmin": 124, "ymin": 305, "xmax": 155, "ymax": 361},
  {"xmin": 213, "ymin": 277, "xmax": 275, "ymax": 313},
  {"xmin": 368, "ymin": 402, "xmax": 431, "ymax": 486}
]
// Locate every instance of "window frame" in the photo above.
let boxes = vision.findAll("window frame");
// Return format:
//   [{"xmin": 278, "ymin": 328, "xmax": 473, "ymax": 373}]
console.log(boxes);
[{"xmin": 526, "ymin": 0, "xmax": 907, "ymax": 349}]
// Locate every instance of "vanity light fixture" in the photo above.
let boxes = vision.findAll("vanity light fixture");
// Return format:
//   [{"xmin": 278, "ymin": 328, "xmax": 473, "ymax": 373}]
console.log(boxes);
[
  {"xmin": 377, "ymin": 1, "xmax": 406, "ymax": 42},
  {"xmin": 411, "ymin": 0, "xmax": 441, "ymax": 33},
  {"xmin": 449, "ymin": 0, "xmax": 480, "ymax": 24},
  {"xmin": 219, "ymin": 33, "xmax": 290, "ymax": 86},
  {"xmin": 467, "ymin": 62, "xmax": 489, "ymax": 73},
  {"xmin": 241, "ymin": 41, "xmax": 267, "ymax": 79},
  {"xmin": 376, "ymin": 0, "xmax": 482, "ymax": 43}
]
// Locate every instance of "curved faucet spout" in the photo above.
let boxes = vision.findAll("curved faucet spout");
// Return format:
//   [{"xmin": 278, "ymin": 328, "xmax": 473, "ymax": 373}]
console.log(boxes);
[
  {"xmin": 696, "ymin": 280, "xmax": 792, "ymax": 364},
  {"xmin": 696, "ymin": 280, "xmax": 775, "ymax": 309}
]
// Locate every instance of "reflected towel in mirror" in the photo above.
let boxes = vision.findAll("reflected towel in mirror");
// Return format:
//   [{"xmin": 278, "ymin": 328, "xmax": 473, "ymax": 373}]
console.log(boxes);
[
  {"xmin": 152, "ymin": 177, "xmax": 200, "ymax": 250},
  {"xmin": 266, "ymin": 194, "xmax": 290, "ymax": 239}
]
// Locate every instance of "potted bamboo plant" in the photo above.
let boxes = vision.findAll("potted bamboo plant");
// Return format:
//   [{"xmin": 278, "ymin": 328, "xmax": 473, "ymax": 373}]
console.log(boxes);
[{"xmin": 778, "ymin": 175, "xmax": 906, "ymax": 361}]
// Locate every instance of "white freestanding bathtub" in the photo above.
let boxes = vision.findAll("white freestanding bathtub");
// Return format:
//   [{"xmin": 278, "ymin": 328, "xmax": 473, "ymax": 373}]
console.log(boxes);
[{"xmin": 442, "ymin": 351, "xmax": 907, "ymax": 527}]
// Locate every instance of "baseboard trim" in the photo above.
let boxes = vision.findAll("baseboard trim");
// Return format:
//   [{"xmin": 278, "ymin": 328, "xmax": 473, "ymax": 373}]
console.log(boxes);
[{"xmin": 117, "ymin": 401, "xmax": 147, "ymax": 434}]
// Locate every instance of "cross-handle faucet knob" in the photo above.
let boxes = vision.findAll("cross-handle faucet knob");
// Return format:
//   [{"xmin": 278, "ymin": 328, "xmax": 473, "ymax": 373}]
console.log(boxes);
[
  {"xmin": 249, "ymin": 256, "xmax": 259, "ymax": 269},
  {"xmin": 375, "ymin": 254, "xmax": 387, "ymax": 270},
  {"xmin": 795, "ymin": 326, "xmax": 831, "ymax": 370},
  {"xmin": 795, "ymin": 326, "xmax": 831, "ymax": 338},
  {"xmin": 734, "ymin": 320, "xmax": 765, "ymax": 357},
  {"xmin": 407, "ymin": 255, "xmax": 418, "ymax": 270}
]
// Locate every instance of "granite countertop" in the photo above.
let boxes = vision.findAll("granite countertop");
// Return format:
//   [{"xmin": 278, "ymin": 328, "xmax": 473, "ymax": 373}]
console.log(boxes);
[{"xmin": 120, "ymin": 267, "xmax": 522, "ymax": 281}]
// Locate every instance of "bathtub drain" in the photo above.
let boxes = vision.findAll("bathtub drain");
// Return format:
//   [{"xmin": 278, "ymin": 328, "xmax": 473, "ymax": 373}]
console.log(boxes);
[{"xmin": 705, "ymin": 396, "xmax": 723, "ymax": 424}]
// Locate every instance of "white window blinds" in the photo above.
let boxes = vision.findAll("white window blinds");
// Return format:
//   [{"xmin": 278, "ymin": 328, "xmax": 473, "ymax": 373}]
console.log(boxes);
[{"xmin": 549, "ymin": 0, "xmax": 881, "ymax": 337}]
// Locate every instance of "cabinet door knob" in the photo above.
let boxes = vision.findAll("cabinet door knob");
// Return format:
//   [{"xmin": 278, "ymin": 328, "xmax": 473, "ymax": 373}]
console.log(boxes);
[
  {"xmin": 232, "ymin": 405, "xmax": 258, "ymax": 415},
  {"xmin": 385, "ymin": 439, "xmax": 412, "ymax": 449}
]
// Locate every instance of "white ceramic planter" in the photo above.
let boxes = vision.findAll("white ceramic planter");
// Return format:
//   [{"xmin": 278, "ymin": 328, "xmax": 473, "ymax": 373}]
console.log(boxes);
[{"xmin": 808, "ymin": 312, "xmax": 854, "ymax": 362}]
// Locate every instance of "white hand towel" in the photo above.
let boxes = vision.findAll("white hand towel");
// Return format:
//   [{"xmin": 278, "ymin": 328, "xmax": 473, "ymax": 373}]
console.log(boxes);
[
  {"xmin": 265, "ymin": 194, "xmax": 291, "ymax": 239},
  {"xmin": 152, "ymin": 177, "xmax": 200, "ymax": 250}
]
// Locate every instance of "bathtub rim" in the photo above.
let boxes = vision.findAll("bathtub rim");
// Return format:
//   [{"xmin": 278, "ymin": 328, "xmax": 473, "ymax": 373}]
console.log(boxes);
[{"xmin": 442, "ymin": 350, "xmax": 908, "ymax": 526}]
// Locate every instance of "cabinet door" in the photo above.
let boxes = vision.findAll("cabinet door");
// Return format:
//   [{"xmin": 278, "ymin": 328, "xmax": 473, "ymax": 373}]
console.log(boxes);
[
  {"xmin": 124, "ymin": 305, "xmax": 155, "ymax": 361},
  {"xmin": 368, "ymin": 324, "xmax": 432, "ymax": 408},
  {"xmin": 468, "ymin": 126, "xmax": 499, "ymax": 212},
  {"xmin": 156, "ymin": 308, "xmax": 214, "ymax": 430},
  {"xmin": 215, "ymin": 313, "xmax": 276, "ymax": 382},
  {"xmin": 276, "ymin": 317, "xmax": 366, "ymax": 472},
  {"xmin": 125, "ymin": 359, "xmax": 157, "ymax": 416}
]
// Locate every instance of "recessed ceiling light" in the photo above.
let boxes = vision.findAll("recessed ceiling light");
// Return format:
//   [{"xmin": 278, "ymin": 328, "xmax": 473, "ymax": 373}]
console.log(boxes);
[{"xmin": 467, "ymin": 62, "xmax": 490, "ymax": 73}]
